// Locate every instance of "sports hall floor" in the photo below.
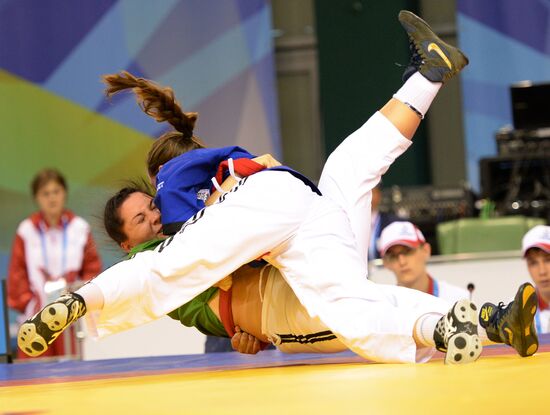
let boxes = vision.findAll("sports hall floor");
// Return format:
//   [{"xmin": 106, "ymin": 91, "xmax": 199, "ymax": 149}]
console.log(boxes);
[{"xmin": 1, "ymin": 334, "xmax": 549, "ymax": 414}]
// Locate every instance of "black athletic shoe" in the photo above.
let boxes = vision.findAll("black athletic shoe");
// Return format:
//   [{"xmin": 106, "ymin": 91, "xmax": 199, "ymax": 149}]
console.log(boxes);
[
  {"xmin": 479, "ymin": 282, "xmax": 539, "ymax": 357},
  {"xmin": 18, "ymin": 292, "xmax": 87, "ymax": 357},
  {"xmin": 434, "ymin": 299, "xmax": 482, "ymax": 364},
  {"xmin": 398, "ymin": 10, "xmax": 469, "ymax": 83}
]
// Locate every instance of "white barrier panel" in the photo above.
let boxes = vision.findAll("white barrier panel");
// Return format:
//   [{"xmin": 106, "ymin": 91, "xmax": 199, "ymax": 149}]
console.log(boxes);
[
  {"xmin": 81, "ymin": 317, "xmax": 206, "ymax": 361},
  {"xmin": 369, "ymin": 251, "xmax": 532, "ymax": 306}
]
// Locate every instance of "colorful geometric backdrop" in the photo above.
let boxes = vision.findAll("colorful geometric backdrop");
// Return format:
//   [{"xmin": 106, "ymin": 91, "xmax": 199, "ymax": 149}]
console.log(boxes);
[
  {"xmin": 458, "ymin": 0, "xmax": 550, "ymax": 191},
  {"xmin": 0, "ymin": 0, "xmax": 280, "ymax": 275}
]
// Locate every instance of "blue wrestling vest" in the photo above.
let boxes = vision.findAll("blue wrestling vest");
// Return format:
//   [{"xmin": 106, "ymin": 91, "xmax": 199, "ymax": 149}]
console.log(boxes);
[
  {"xmin": 155, "ymin": 146, "xmax": 253, "ymax": 234},
  {"xmin": 155, "ymin": 147, "xmax": 321, "ymax": 235}
]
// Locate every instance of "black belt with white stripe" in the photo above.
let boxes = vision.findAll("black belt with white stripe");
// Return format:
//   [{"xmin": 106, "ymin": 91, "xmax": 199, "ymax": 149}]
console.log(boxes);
[{"xmin": 277, "ymin": 330, "xmax": 336, "ymax": 344}]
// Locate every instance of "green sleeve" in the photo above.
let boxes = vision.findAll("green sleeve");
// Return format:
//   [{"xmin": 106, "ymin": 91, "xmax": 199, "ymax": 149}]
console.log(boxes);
[
  {"xmin": 167, "ymin": 287, "xmax": 229, "ymax": 338},
  {"xmin": 129, "ymin": 238, "xmax": 228, "ymax": 338}
]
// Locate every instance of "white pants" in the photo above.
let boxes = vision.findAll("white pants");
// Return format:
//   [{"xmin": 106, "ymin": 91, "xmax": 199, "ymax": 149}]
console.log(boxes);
[
  {"xmin": 261, "ymin": 265, "xmax": 347, "ymax": 354},
  {"xmin": 93, "ymin": 112, "xmax": 446, "ymax": 363},
  {"xmin": 318, "ymin": 112, "xmax": 408, "ymax": 267},
  {"xmin": 262, "ymin": 265, "xmax": 448, "ymax": 361}
]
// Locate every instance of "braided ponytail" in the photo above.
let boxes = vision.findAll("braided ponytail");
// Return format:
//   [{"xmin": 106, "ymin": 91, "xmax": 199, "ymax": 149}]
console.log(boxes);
[{"xmin": 102, "ymin": 71, "xmax": 205, "ymax": 177}]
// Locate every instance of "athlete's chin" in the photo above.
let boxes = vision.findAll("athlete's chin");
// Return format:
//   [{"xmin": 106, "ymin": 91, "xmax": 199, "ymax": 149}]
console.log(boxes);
[{"xmin": 396, "ymin": 273, "xmax": 414, "ymax": 284}]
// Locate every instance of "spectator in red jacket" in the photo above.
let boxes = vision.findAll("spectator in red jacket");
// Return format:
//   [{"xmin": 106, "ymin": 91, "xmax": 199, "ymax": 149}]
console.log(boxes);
[{"xmin": 7, "ymin": 168, "xmax": 102, "ymax": 359}]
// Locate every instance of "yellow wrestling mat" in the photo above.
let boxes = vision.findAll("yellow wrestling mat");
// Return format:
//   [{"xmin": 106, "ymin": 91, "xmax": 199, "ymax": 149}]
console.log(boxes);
[{"xmin": 1, "ymin": 351, "xmax": 547, "ymax": 414}]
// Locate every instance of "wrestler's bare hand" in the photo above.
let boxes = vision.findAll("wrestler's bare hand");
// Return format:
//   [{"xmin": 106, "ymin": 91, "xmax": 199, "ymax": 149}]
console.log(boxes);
[
  {"xmin": 252, "ymin": 153, "xmax": 282, "ymax": 169},
  {"xmin": 231, "ymin": 326, "xmax": 262, "ymax": 355},
  {"xmin": 207, "ymin": 154, "xmax": 282, "ymax": 206}
]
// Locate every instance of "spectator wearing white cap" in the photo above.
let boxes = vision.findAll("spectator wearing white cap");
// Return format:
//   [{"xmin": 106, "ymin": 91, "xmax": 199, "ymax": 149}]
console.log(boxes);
[
  {"xmin": 522, "ymin": 225, "xmax": 550, "ymax": 333},
  {"xmin": 379, "ymin": 221, "xmax": 469, "ymax": 305}
]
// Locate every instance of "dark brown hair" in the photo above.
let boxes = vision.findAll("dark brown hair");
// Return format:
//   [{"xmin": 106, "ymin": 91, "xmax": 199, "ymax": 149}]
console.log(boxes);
[
  {"xmin": 102, "ymin": 71, "xmax": 206, "ymax": 178},
  {"xmin": 103, "ymin": 180, "xmax": 154, "ymax": 245},
  {"xmin": 31, "ymin": 168, "xmax": 67, "ymax": 197}
]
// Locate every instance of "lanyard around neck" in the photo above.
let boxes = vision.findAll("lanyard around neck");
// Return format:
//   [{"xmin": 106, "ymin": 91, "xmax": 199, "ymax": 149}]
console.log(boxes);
[
  {"xmin": 38, "ymin": 216, "xmax": 68, "ymax": 279},
  {"xmin": 535, "ymin": 293, "xmax": 548, "ymax": 334},
  {"xmin": 535, "ymin": 310, "xmax": 542, "ymax": 334},
  {"xmin": 428, "ymin": 276, "xmax": 439, "ymax": 297}
]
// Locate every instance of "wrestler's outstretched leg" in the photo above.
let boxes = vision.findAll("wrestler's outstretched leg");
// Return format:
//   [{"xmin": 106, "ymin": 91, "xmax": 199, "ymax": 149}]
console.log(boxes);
[
  {"xmin": 287, "ymin": 10, "xmax": 475, "ymax": 365},
  {"xmin": 318, "ymin": 10, "xmax": 468, "ymax": 266}
]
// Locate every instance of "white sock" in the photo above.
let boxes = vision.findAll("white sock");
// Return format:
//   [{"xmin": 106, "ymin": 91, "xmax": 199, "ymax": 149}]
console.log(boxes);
[
  {"xmin": 414, "ymin": 312, "xmax": 443, "ymax": 347},
  {"xmin": 75, "ymin": 282, "xmax": 105, "ymax": 312},
  {"xmin": 393, "ymin": 72, "xmax": 442, "ymax": 118}
]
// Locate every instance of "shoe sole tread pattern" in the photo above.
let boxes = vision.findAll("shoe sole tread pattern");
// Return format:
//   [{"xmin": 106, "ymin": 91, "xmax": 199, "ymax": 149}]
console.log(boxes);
[
  {"xmin": 445, "ymin": 299, "xmax": 482, "ymax": 365},
  {"xmin": 17, "ymin": 301, "xmax": 73, "ymax": 357},
  {"xmin": 17, "ymin": 322, "xmax": 48, "ymax": 357},
  {"xmin": 514, "ymin": 283, "xmax": 539, "ymax": 357}
]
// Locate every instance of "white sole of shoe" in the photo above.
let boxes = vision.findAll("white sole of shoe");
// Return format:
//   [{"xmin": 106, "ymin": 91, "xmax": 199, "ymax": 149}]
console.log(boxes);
[{"xmin": 445, "ymin": 299, "xmax": 483, "ymax": 365}]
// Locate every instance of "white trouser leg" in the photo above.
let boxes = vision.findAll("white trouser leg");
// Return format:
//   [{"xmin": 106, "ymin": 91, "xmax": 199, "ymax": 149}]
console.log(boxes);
[
  {"xmin": 318, "ymin": 112, "xmax": 411, "ymax": 266},
  {"xmin": 373, "ymin": 284, "xmax": 449, "ymax": 362},
  {"xmin": 268, "ymin": 111, "xmax": 427, "ymax": 362},
  {"xmin": 268, "ymin": 197, "xmax": 444, "ymax": 363},
  {"xmin": 264, "ymin": 266, "xmax": 448, "ymax": 359}
]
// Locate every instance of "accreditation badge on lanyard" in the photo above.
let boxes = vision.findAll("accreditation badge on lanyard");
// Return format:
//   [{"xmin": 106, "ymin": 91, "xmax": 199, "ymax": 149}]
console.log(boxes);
[{"xmin": 40, "ymin": 216, "xmax": 68, "ymax": 303}]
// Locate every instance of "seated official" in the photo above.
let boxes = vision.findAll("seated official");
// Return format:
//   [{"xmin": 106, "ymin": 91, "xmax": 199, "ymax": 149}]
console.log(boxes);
[{"xmin": 379, "ymin": 221, "xmax": 469, "ymax": 304}]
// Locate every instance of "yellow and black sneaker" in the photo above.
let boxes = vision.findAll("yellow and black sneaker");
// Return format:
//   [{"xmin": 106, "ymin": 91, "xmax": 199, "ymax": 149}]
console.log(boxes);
[
  {"xmin": 398, "ymin": 10, "xmax": 469, "ymax": 83},
  {"xmin": 18, "ymin": 292, "xmax": 87, "ymax": 357},
  {"xmin": 433, "ymin": 299, "xmax": 482, "ymax": 364},
  {"xmin": 479, "ymin": 282, "xmax": 539, "ymax": 357}
]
